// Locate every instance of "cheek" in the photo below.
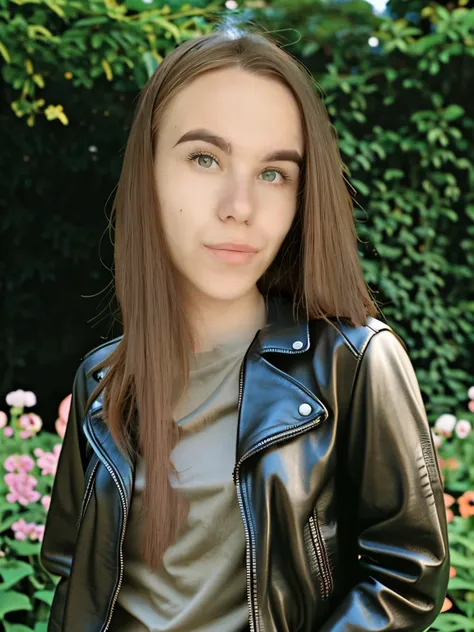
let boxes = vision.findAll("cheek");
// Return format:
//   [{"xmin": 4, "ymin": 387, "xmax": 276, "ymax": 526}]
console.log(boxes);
[{"xmin": 263, "ymin": 199, "xmax": 298, "ymax": 242}]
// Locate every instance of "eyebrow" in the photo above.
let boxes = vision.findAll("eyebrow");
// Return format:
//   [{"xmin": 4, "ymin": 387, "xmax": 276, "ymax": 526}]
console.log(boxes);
[{"xmin": 173, "ymin": 128, "xmax": 303, "ymax": 169}]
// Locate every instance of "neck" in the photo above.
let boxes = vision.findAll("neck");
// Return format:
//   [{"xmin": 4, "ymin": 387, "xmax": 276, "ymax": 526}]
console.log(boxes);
[{"xmin": 186, "ymin": 287, "xmax": 267, "ymax": 353}]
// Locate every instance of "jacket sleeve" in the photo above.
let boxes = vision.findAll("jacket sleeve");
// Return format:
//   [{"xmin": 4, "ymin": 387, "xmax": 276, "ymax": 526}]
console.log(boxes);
[
  {"xmin": 319, "ymin": 329, "xmax": 450, "ymax": 632},
  {"xmin": 40, "ymin": 362, "xmax": 89, "ymax": 631}
]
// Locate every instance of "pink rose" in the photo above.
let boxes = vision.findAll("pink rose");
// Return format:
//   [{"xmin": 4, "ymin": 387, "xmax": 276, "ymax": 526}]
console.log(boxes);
[
  {"xmin": 0, "ymin": 411, "xmax": 7, "ymax": 429},
  {"xmin": 455, "ymin": 419, "xmax": 472, "ymax": 439},
  {"xmin": 23, "ymin": 391, "xmax": 37, "ymax": 408},
  {"xmin": 55, "ymin": 417, "xmax": 67, "ymax": 440},
  {"xmin": 469, "ymin": 400, "xmax": 474, "ymax": 414},
  {"xmin": 6, "ymin": 390, "xmax": 27, "ymax": 408},
  {"xmin": 5, "ymin": 472, "xmax": 41, "ymax": 505},
  {"xmin": 11, "ymin": 519, "xmax": 44, "ymax": 542},
  {"xmin": 41, "ymin": 495, "xmax": 51, "ymax": 511},
  {"xmin": 11, "ymin": 518, "xmax": 35, "ymax": 540},
  {"xmin": 55, "ymin": 394, "xmax": 72, "ymax": 438},
  {"xmin": 468, "ymin": 386, "xmax": 474, "ymax": 401},
  {"xmin": 431, "ymin": 430, "xmax": 442, "ymax": 449},
  {"xmin": 34, "ymin": 525, "xmax": 45, "ymax": 542},
  {"xmin": 434, "ymin": 414, "xmax": 457, "ymax": 436},
  {"xmin": 20, "ymin": 430, "xmax": 33, "ymax": 439},
  {"xmin": 4, "ymin": 427, "xmax": 14, "ymax": 437},
  {"xmin": 58, "ymin": 394, "xmax": 72, "ymax": 423},
  {"xmin": 19, "ymin": 413, "xmax": 42, "ymax": 435},
  {"xmin": 4, "ymin": 455, "xmax": 35, "ymax": 473},
  {"xmin": 34, "ymin": 444, "xmax": 62, "ymax": 476}
]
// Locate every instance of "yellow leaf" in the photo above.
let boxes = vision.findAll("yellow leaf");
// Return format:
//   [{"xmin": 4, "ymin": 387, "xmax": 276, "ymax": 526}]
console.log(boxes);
[
  {"xmin": 58, "ymin": 112, "xmax": 69, "ymax": 125},
  {"xmin": 421, "ymin": 7, "xmax": 433, "ymax": 17},
  {"xmin": 27, "ymin": 114, "xmax": 35, "ymax": 127},
  {"xmin": 27, "ymin": 24, "xmax": 55, "ymax": 40},
  {"xmin": 459, "ymin": 0, "xmax": 468, "ymax": 5},
  {"xmin": 45, "ymin": 0, "xmax": 65, "ymax": 18},
  {"xmin": 101, "ymin": 59, "xmax": 113, "ymax": 81},
  {"xmin": 0, "ymin": 42, "xmax": 11, "ymax": 63},
  {"xmin": 25, "ymin": 59, "xmax": 33, "ymax": 74},
  {"xmin": 33, "ymin": 74, "xmax": 45, "ymax": 88}
]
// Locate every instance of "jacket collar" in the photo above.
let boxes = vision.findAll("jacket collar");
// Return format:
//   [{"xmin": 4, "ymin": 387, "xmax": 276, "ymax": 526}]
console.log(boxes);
[{"xmin": 258, "ymin": 292, "xmax": 310, "ymax": 354}]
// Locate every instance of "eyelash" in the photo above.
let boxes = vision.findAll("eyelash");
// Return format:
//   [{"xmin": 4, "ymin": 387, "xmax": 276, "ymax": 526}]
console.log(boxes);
[{"xmin": 186, "ymin": 150, "xmax": 291, "ymax": 183}]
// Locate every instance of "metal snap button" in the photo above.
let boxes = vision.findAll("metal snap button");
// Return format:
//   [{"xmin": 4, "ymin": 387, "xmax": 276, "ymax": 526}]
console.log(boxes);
[
  {"xmin": 299, "ymin": 403, "xmax": 312, "ymax": 416},
  {"xmin": 292, "ymin": 340, "xmax": 304, "ymax": 350}
]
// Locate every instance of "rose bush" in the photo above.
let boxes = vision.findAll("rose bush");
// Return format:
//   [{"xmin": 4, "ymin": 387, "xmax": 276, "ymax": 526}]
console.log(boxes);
[
  {"xmin": 0, "ymin": 389, "xmax": 71, "ymax": 631},
  {"xmin": 430, "ymin": 386, "xmax": 474, "ymax": 631}
]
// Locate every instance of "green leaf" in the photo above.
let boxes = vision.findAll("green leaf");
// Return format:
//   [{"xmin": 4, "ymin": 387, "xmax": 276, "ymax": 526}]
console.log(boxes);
[
  {"xmin": 351, "ymin": 179, "xmax": 369, "ymax": 196},
  {"xmin": 0, "ymin": 560, "xmax": 34, "ymax": 590},
  {"xmin": 0, "ymin": 589, "xmax": 32, "ymax": 617},
  {"xmin": 4, "ymin": 623, "xmax": 35, "ymax": 632},
  {"xmin": 443, "ymin": 105, "xmax": 465, "ymax": 121},
  {"xmin": 4, "ymin": 537, "xmax": 41, "ymax": 557},
  {"xmin": 33, "ymin": 589, "xmax": 54, "ymax": 606}
]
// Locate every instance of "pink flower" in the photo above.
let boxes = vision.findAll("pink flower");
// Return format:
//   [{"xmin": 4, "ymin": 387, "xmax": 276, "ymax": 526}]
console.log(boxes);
[
  {"xmin": 468, "ymin": 386, "xmax": 474, "ymax": 401},
  {"xmin": 20, "ymin": 430, "xmax": 33, "ymax": 439},
  {"xmin": 431, "ymin": 430, "xmax": 442, "ymax": 449},
  {"xmin": 455, "ymin": 419, "xmax": 472, "ymax": 439},
  {"xmin": 23, "ymin": 391, "xmax": 37, "ymax": 408},
  {"xmin": 55, "ymin": 394, "xmax": 72, "ymax": 439},
  {"xmin": 4, "ymin": 455, "xmax": 35, "ymax": 473},
  {"xmin": 55, "ymin": 417, "xmax": 67, "ymax": 440},
  {"xmin": 434, "ymin": 414, "xmax": 457, "ymax": 436},
  {"xmin": 41, "ymin": 495, "xmax": 51, "ymax": 511},
  {"xmin": 34, "ymin": 444, "xmax": 61, "ymax": 476},
  {"xmin": 11, "ymin": 518, "xmax": 35, "ymax": 540},
  {"xmin": 19, "ymin": 413, "xmax": 42, "ymax": 435},
  {"xmin": 58, "ymin": 394, "xmax": 72, "ymax": 423},
  {"xmin": 469, "ymin": 400, "xmax": 474, "ymax": 414},
  {"xmin": 34, "ymin": 524, "xmax": 45, "ymax": 542},
  {"xmin": 5, "ymin": 472, "xmax": 41, "ymax": 505},
  {"xmin": 11, "ymin": 519, "xmax": 44, "ymax": 542},
  {"xmin": 6, "ymin": 390, "xmax": 27, "ymax": 408},
  {"xmin": 0, "ymin": 411, "xmax": 7, "ymax": 429},
  {"xmin": 4, "ymin": 427, "xmax": 13, "ymax": 437}
]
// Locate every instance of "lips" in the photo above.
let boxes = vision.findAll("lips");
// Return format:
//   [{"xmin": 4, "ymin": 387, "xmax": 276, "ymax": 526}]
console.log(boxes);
[{"xmin": 205, "ymin": 243, "xmax": 259, "ymax": 253}]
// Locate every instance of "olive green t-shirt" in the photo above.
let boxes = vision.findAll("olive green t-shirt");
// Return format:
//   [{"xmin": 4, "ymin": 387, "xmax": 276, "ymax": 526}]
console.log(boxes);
[{"xmin": 111, "ymin": 333, "xmax": 255, "ymax": 631}]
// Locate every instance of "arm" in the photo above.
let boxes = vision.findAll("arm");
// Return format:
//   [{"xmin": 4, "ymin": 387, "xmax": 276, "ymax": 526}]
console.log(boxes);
[
  {"xmin": 320, "ymin": 329, "xmax": 449, "ymax": 632},
  {"xmin": 40, "ymin": 363, "xmax": 89, "ymax": 631}
]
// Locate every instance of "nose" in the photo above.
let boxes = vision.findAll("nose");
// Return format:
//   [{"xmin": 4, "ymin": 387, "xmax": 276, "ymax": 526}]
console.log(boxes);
[{"xmin": 217, "ymin": 178, "xmax": 255, "ymax": 224}]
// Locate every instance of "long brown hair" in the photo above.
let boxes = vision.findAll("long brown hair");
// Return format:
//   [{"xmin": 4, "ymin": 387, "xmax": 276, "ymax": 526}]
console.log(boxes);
[{"xmin": 86, "ymin": 25, "xmax": 378, "ymax": 569}]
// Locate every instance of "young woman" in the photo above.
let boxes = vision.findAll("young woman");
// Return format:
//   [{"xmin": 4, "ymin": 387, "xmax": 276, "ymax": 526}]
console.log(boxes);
[{"xmin": 40, "ymin": 25, "xmax": 449, "ymax": 632}]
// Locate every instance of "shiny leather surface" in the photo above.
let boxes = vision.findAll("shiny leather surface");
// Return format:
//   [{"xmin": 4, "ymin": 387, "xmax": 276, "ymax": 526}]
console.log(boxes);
[{"xmin": 40, "ymin": 293, "xmax": 449, "ymax": 631}]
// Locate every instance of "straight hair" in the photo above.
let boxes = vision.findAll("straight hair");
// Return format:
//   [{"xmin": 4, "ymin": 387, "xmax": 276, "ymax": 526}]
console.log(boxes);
[{"xmin": 86, "ymin": 26, "xmax": 378, "ymax": 569}]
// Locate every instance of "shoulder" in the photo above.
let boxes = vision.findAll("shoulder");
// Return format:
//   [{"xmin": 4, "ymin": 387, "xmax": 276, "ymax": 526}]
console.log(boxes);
[
  {"xmin": 310, "ymin": 315, "xmax": 406, "ymax": 360},
  {"xmin": 78, "ymin": 335, "xmax": 123, "ymax": 380}
]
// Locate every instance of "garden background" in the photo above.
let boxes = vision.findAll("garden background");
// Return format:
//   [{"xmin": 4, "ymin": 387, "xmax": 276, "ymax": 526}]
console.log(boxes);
[{"xmin": 1, "ymin": 0, "xmax": 474, "ymax": 629}]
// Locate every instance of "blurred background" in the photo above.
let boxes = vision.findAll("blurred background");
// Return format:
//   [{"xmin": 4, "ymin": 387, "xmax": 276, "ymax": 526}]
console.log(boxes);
[{"xmin": 0, "ymin": 0, "xmax": 473, "ymax": 628}]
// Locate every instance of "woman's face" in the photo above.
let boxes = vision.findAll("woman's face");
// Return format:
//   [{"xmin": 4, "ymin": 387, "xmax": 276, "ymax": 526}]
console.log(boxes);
[{"xmin": 154, "ymin": 67, "xmax": 304, "ymax": 304}]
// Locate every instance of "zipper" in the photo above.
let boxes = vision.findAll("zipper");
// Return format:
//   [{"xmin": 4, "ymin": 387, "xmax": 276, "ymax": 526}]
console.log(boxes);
[
  {"xmin": 76, "ymin": 458, "xmax": 99, "ymax": 531},
  {"xmin": 233, "ymin": 344, "xmax": 326, "ymax": 632},
  {"xmin": 84, "ymin": 415, "xmax": 128, "ymax": 632},
  {"xmin": 308, "ymin": 510, "xmax": 333, "ymax": 600}
]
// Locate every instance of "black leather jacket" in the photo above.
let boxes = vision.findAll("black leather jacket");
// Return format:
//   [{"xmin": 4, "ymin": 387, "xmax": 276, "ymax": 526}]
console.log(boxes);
[{"xmin": 40, "ymin": 294, "xmax": 449, "ymax": 632}]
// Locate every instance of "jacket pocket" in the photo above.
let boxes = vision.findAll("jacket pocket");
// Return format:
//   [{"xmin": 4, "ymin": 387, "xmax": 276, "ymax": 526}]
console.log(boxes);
[{"xmin": 305, "ymin": 507, "xmax": 334, "ymax": 600}]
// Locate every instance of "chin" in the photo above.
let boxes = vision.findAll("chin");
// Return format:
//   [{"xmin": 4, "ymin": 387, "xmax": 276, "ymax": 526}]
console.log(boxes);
[{"xmin": 190, "ymin": 278, "xmax": 259, "ymax": 303}]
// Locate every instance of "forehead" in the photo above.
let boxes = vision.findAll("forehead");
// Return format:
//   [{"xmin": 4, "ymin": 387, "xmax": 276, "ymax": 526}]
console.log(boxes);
[{"xmin": 160, "ymin": 67, "xmax": 304, "ymax": 155}]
